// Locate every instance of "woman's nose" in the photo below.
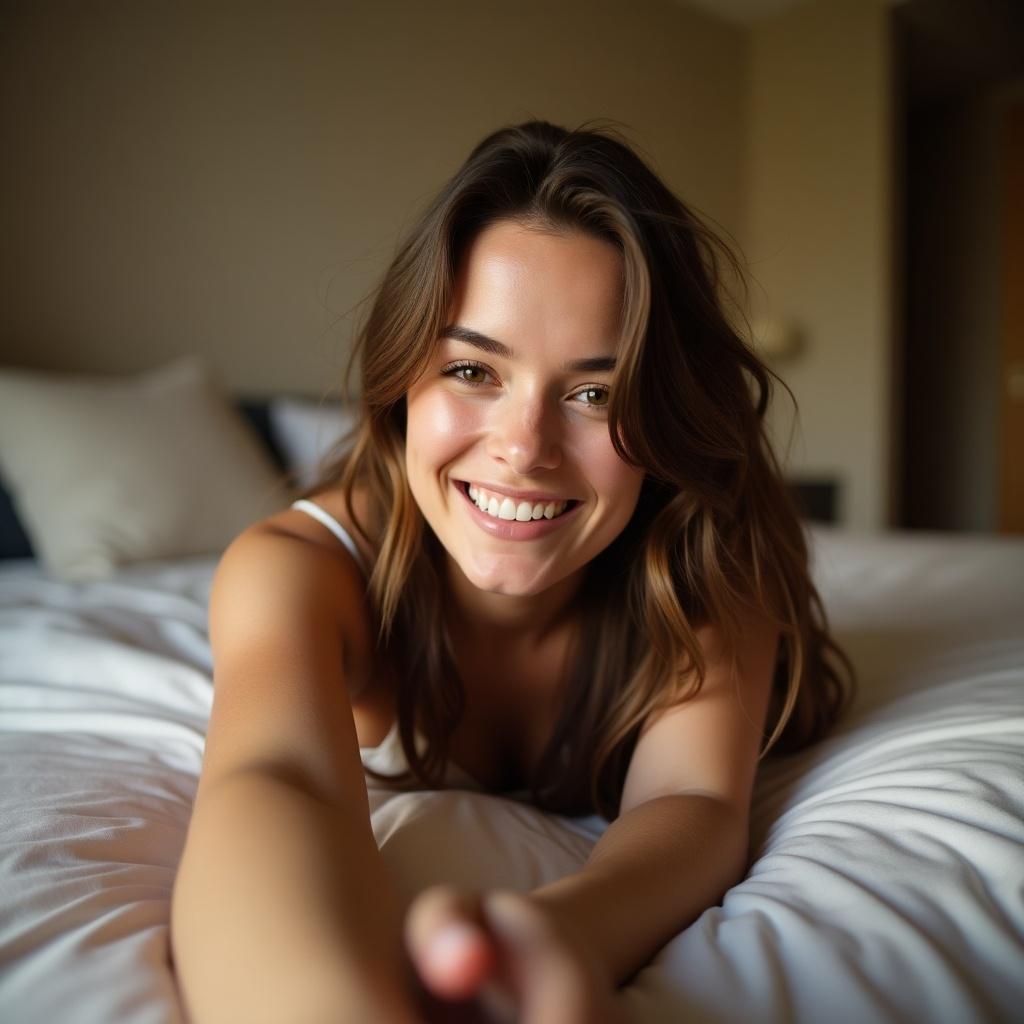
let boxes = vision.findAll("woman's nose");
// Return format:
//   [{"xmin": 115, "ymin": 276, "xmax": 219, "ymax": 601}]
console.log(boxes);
[{"xmin": 485, "ymin": 394, "xmax": 562, "ymax": 475}]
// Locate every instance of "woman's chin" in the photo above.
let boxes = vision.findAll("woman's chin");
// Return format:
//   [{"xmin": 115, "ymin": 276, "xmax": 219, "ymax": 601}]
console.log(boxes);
[
  {"xmin": 463, "ymin": 572, "xmax": 547, "ymax": 598},
  {"xmin": 454, "ymin": 557, "xmax": 553, "ymax": 599}
]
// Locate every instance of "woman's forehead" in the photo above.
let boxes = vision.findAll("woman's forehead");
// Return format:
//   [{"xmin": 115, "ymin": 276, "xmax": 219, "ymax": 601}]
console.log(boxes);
[
  {"xmin": 450, "ymin": 222, "xmax": 625, "ymax": 354},
  {"xmin": 457, "ymin": 219, "xmax": 622, "ymax": 286}
]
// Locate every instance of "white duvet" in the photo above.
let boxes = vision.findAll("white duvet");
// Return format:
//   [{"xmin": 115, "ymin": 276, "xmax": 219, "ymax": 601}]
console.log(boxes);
[{"xmin": 0, "ymin": 527, "xmax": 1022, "ymax": 1023}]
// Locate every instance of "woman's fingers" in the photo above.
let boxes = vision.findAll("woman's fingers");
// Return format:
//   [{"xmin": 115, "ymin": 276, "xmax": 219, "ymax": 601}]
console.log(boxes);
[
  {"xmin": 406, "ymin": 885, "xmax": 627, "ymax": 1024},
  {"xmin": 405, "ymin": 885, "xmax": 498, "ymax": 1001},
  {"xmin": 481, "ymin": 891, "xmax": 626, "ymax": 1024}
]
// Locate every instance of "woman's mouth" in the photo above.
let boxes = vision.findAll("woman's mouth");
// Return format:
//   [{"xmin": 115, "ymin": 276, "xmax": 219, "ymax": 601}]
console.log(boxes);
[
  {"xmin": 462, "ymin": 481, "xmax": 577, "ymax": 522},
  {"xmin": 454, "ymin": 480, "xmax": 582, "ymax": 540}
]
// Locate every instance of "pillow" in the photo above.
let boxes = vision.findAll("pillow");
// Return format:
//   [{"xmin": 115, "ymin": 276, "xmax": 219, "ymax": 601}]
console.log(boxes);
[
  {"xmin": 0, "ymin": 356, "xmax": 291, "ymax": 580},
  {"xmin": 267, "ymin": 395, "xmax": 356, "ymax": 489}
]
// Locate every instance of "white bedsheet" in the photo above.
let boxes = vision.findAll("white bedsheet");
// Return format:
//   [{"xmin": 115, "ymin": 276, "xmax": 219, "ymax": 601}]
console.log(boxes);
[{"xmin": 0, "ymin": 527, "xmax": 1022, "ymax": 1023}]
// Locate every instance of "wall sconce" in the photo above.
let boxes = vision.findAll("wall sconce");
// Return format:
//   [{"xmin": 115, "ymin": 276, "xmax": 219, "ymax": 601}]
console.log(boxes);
[{"xmin": 752, "ymin": 317, "xmax": 804, "ymax": 362}]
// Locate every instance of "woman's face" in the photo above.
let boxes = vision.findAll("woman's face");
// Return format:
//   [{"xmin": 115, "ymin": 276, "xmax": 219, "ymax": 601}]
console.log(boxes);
[{"xmin": 404, "ymin": 219, "xmax": 645, "ymax": 599}]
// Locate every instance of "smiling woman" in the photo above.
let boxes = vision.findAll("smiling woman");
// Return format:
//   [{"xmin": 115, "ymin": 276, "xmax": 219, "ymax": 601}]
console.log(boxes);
[
  {"xmin": 405, "ymin": 221, "xmax": 644, "ymax": 600},
  {"xmin": 171, "ymin": 119, "xmax": 856, "ymax": 1024}
]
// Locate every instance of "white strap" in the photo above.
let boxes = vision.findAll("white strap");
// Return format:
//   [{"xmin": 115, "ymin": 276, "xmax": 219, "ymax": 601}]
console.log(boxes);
[{"xmin": 290, "ymin": 499, "xmax": 365, "ymax": 573}]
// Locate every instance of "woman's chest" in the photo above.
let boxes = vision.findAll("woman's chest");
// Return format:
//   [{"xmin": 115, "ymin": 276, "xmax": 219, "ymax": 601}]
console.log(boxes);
[{"xmin": 351, "ymin": 641, "xmax": 569, "ymax": 793}]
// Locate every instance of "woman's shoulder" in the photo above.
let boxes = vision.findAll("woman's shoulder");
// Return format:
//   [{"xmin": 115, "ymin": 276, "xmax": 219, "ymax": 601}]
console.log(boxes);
[
  {"xmin": 260, "ymin": 484, "xmax": 376, "ymax": 577},
  {"xmin": 236, "ymin": 485, "xmax": 380, "ymax": 694}
]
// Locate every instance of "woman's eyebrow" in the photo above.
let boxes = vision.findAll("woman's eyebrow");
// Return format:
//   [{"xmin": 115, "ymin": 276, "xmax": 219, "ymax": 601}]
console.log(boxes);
[{"xmin": 440, "ymin": 324, "xmax": 617, "ymax": 372}]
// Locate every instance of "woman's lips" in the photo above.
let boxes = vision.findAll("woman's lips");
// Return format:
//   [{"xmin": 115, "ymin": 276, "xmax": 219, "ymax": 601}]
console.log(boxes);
[
  {"xmin": 454, "ymin": 480, "xmax": 582, "ymax": 540},
  {"xmin": 462, "ymin": 479, "xmax": 576, "ymax": 504}
]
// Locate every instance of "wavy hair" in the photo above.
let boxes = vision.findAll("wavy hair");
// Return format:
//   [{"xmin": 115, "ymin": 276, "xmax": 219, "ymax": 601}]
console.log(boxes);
[{"xmin": 301, "ymin": 118, "xmax": 855, "ymax": 819}]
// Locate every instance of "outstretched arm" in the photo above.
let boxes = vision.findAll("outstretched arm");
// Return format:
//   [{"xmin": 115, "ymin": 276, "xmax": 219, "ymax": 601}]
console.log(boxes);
[
  {"xmin": 532, "ymin": 609, "xmax": 779, "ymax": 986},
  {"xmin": 172, "ymin": 527, "xmax": 427, "ymax": 1024},
  {"xmin": 530, "ymin": 791, "xmax": 749, "ymax": 988}
]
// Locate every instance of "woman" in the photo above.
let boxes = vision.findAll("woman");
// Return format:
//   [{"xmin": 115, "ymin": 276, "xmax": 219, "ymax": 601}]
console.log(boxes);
[{"xmin": 171, "ymin": 119, "xmax": 853, "ymax": 1024}]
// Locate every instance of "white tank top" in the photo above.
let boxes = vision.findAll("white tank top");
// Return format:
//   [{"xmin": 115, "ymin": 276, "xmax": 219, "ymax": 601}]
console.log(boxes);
[{"xmin": 290, "ymin": 499, "xmax": 366, "ymax": 573}]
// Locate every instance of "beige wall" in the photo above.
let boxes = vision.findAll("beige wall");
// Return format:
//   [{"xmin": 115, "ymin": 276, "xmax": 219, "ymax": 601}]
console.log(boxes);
[
  {"xmin": 0, "ymin": 0, "xmax": 744, "ymax": 395},
  {"xmin": 741, "ymin": 0, "xmax": 894, "ymax": 530}
]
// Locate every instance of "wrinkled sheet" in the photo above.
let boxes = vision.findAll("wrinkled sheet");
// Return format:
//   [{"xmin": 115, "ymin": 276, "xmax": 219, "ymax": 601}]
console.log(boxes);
[{"xmin": 0, "ymin": 527, "xmax": 1022, "ymax": 1023}]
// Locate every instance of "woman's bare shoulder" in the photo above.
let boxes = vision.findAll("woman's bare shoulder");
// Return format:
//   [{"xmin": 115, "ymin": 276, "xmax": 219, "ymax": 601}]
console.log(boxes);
[
  {"xmin": 217, "ymin": 487, "xmax": 379, "ymax": 698},
  {"xmin": 219, "ymin": 492, "xmax": 368, "ymax": 630},
  {"xmin": 259, "ymin": 484, "xmax": 375, "ymax": 575}
]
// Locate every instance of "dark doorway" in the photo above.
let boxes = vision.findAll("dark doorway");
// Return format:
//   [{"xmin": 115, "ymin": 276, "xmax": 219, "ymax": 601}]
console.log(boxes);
[{"xmin": 894, "ymin": 0, "xmax": 1024, "ymax": 532}]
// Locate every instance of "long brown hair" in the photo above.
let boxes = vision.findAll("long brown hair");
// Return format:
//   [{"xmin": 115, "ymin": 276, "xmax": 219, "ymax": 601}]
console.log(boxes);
[{"xmin": 303, "ymin": 118, "xmax": 855, "ymax": 819}]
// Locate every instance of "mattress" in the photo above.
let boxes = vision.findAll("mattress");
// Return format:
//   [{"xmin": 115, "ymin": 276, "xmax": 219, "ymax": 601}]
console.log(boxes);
[{"xmin": 0, "ymin": 526, "xmax": 1022, "ymax": 1023}]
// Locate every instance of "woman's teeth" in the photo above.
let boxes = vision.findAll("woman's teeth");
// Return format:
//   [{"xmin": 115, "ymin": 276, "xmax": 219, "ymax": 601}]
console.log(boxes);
[{"xmin": 467, "ymin": 483, "xmax": 569, "ymax": 521}]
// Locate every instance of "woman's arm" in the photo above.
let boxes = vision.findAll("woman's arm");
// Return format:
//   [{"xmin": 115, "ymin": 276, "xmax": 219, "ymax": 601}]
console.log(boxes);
[
  {"xmin": 533, "ymin": 610, "xmax": 780, "ymax": 987},
  {"xmin": 170, "ymin": 525, "xmax": 422, "ymax": 1024},
  {"xmin": 172, "ymin": 769, "xmax": 418, "ymax": 1024},
  {"xmin": 529, "ymin": 792, "xmax": 748, "ymax": 987}
]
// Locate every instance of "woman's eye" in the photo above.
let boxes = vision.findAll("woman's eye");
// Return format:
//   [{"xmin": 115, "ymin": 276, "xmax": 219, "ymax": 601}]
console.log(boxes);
[
  {"xmin": 441, "ymin": 362, "xmax": 491, "ymax": 385},
  {"xmin": 573, "ymin": 385, "xmax": 610, "ymax": 408}
]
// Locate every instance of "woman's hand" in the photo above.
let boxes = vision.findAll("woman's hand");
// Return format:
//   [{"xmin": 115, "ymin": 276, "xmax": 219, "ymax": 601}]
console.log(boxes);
[{"xmin": 404, "ymin": 885, "xmax": 628, "ymax": 1024}]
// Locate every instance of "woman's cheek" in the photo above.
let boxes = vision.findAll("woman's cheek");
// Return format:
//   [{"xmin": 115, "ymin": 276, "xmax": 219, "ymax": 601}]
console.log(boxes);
[
  {"xmin": 573, "ymin": 423, "xmax": 644, "ymax": 496},
  {"xmin": 408, "ymin": 389, "xmax": 486, "ymax": 465}
]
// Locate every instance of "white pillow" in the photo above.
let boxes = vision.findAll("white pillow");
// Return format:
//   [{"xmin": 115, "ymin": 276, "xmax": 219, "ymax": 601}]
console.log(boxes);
[
  {"xmin": 267, "ymin": 395, "xmax": 356, "ymax": 489},
  {"xmin": 0, "ymin": 356, "xmax": 290, "ymax": 580}
]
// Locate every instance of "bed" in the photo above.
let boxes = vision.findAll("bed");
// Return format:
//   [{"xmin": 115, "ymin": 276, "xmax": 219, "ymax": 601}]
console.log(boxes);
[{"xmin": 0, "ymin": 358, "xmax": 1022, "ymax": 1023}]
